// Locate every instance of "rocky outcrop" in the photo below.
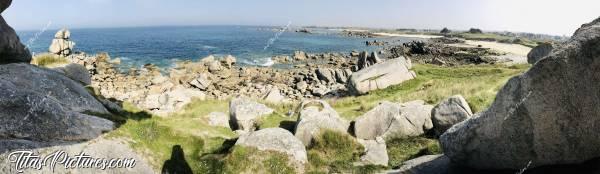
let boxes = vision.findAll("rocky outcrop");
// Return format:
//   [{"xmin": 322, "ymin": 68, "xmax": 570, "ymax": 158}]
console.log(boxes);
[
  {"xmin": 441, "ymin": 18, "xmax": 600, "ymax": 169},
  {"xmin": 354, "ymin": 100, "xmax": 433, "ymax": 140},
  {"xmin": 356, "ymin": 51, "xmax": 382, "ymax": 70},
  {"xmin": 0, "ymin": 0, "xmax": 31, "ymax": 64},
  {"xmin": 293, "ymin": 51, "xmax": 308, "ymax": 60},
  {"xmin": 527, "ymin": 42, "xmax": 554, "ymax": 64},
  {"xmin": 0, "ymin": 63, "xmax": 114, "ymax": 152},
  {"xmin": 235, "ymin": 128, "xmax": 308, "ymax": 166},
  {"xmin": 348, "ymin": 57, "xmax": 416, "ymax": 95},
  {"xmin": 49, "ymin": 29, "xmax": 76, "ymax": 57},
  {"xmin": 52, "ymin": 63, "xmax": 92, "ymax": 85},
  {"xmin": 229, "ymin": 97, "xmax": 274, "ymax": 132},
  {"xmin": 431, "ymin": 95, "xmax": 473, "ymax": 136},
  {"xmin": 294, "ymin": 100, "xmax": 350, "ymax": 146}
]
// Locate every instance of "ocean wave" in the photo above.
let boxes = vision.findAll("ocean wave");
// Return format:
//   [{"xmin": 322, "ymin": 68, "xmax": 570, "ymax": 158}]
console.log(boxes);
[
  {"xmin": 202, "ymin": 45, "xmax": 217, "ymax": 50},
  {"xmin": 239, "ymin": 57, "xmax": 275, "ymax": 67}
]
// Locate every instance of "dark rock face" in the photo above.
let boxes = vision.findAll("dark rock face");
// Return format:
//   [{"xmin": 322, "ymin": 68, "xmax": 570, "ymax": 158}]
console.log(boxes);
[
  {"xmin": 0, "ymin": 63, "xmax": 113, "ymax": 151},
  {"xmin": 0, "ymin": 0, "xmax": 10, "ymax": 13},
  {"xmin": 527, "ymin": 42, "xmax": 554, "ymax": 64},
  {"xmin": 0, "ymin": 1, "xmax": 32, "ymax": 64},
  {"xmin": 441, "ymin": 18, "xmax": 600, "ymax": 169}
]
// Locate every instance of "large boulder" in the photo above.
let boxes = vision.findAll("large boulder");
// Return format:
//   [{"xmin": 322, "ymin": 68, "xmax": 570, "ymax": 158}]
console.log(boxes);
[
  {"xmin": 0, "ymin": 0, "xmax": 10, "ymax": 13},
  {"xmin": 527, "ymin": 42, "xmax": 554, "ymax": 64},
  {"xmin": 49, "ymin": 29, "xmax": 76, "ymax": 57},
  {"xmin": 354, "ymin": 100, "xmax": 433, "ymax": 140},
  {"xmin": 0, "ymin": 63, "xmax": 108, "ymax": 113},
  {"xmin": 0, "ymin": 4, "xmax": 32, "ymax": 64},
  {"xmin": 235, "ymin": 128, "xmax": 308, "ymax": 166},
  {"xmin": 294, "ymin": 100, "xmax": 350, "ymax": 146},
  {"xmin": 441, "ymin": 18, "xmax": 600, "ymax": 169},
  {"xmin": 229, "ymin": 97, "xmax": 274, "ymax": 131},
  {"xmin": 348, "ymin": 57, "xmax": 416, "ymax": 95},
  {"xmin": 431, "ymin": 95, "xmax": 473, "ymax": 136},
  {"xmin": 0, "ymin": 64, "xmax": 114, "ymax": 151}
]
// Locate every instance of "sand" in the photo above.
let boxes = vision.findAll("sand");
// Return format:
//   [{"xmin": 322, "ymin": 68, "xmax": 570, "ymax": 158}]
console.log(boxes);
[{"xmin": 372, "ymin": 32, "xmax": 443, "ymax": 39}]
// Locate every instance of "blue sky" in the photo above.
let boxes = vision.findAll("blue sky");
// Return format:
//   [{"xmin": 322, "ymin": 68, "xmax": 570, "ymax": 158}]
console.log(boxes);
[{"xmin": 3, "ymin": 0, "xmax": 599, "ymax": 36}]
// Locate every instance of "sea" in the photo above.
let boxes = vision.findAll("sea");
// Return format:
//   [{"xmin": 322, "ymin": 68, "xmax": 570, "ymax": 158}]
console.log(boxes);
[{"xmin": 18, "ymin": 26, "xmax": 418, "ymax": 69}]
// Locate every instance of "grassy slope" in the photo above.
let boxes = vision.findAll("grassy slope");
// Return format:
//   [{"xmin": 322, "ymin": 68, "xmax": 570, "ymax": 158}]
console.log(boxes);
[{"xmin": 106, "ymin": 63, "xmax": 529, "ymax": 173}]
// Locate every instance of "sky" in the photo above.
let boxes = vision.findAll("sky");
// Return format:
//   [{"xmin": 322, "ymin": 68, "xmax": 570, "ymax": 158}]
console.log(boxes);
[{"xmin": 3, "ymin": 0, "xmax": 599, "ymax": 36}]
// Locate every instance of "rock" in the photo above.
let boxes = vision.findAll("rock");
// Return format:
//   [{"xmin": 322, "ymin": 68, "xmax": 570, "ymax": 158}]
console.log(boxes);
[
  {"xmin": 311, "ymin": 85, "xmax": 329, "ymax": 97},
  {"xmin": 151, "ymin": 75, "xmax": 169, "ymax": 85},
  {"xmin": 354, "ymin": 101, "xmax": 433, "ymax": 140},
  {"xmin": 295, "ymin": 81, "xmax": 308, "ymax": 92},
  {"xmin": 167, "ymin": 85, "xmax": 205, "ymax": 106},
  {"xmin": 431, "ymin": 95, "xmax": 473, "ymax": 136},
  {"xmin": 0, "ymin": 8, "xmax": 31, "ymax": 64},
  {"xmin": 395, "ymin": 155, "xmax": 451, "ymax": 174},
  {"xmin": 527, "ymin": 42, "xmax": 554, "ymax": 64},
  {"xmin": 357, "ymin": 51, "xmax": 382, "ymax": 70},
  {"xmin": 294, "ymin": 100, "xmax": 350, "ymax": 146},
  {"xmin": 334, "ymin": 69, "xmax": 352, "ymax": 84},
  {"xmin": 263, "ymin": 87, "xmax": 285, "ymax": 103},
  {"xmin": 222, "ymin": 55, "xmax": 236, "ymax": 68},
  {"xmin": 441, "ymin": 18, "xmax": 600, "ymax": 169},
  {"xmin": 52, "ymin": 63, "xmax": 92, "ymax": 85},
  {"xmin": 49, "ymin": 29, "xmax": 76, "ymax": 57},
  {"xmin": 229, "ymin": 97, "xmax": 274, "ymax": 131},
  {"xmin": 348, "ymin": 57, "xmax": 416, "ymax": 95},
  {"xmin": 315, "ymin": 68, "xmax": 336, "ymax": 83},
  {"xmin": 0, "ymin": 63, "xmax": 114, "ymax": 147},
  {"xmin": 208, "ymin": 112, "xmax": 230, "ymax": 128},
  {"xmin": 357, "ymin": 137, "xmax": 389, "ymax": 166},
  {"xmin": 0, "ymin": 63, "xmax": 109, "ymax": 114},
  {"xmin": 431, "ymin": 57, "xmax": 446, "ymax": 66},
  {"xmin": 207, "ymin": 60, "xmax": 222, "ymax": 72},
  {"xmin": 468, "ymin": 28, "xmax": 483, "ymax": 34},
  {"xmin": 189, "ymin": 73, "xmax": 211, "ymax": 90},
  {"xmin": 236, "ymin": 128, "xmax": 308, "ymax": 165},
  {"xmin": 0, "ymin": 0, "xmax": 10, "ymax": 13},
  {"xmin": 293, "ymin": 51, "xmax": 308, "ymax": 60}
]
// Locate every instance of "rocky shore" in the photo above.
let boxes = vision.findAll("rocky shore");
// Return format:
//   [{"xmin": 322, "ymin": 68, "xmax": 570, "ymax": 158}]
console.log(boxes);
[{"xmin": 3, "ymin": 0, "xmax": 600, "ymax": 172}]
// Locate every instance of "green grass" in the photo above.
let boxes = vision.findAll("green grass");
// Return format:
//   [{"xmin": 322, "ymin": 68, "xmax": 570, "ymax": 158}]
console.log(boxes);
[
  {"xmin": 105, "ymin": 63, "xmax": 529, "ymax": 173},
  {"xmin": 386, "ymin": 137, "xmax": 442, "ymax": 168},
  {"xmin": 107, "ymin": 99, "xmax": 236, "ymax": 173},
  {"xmin": 328, "ymin": 63, "xmax": 529, "ymax": 120},
  {"xmin": 224, "ymin": 146, "xmax": 296, "ymax": 174},
  {"xmin": 457, "ymin": 33, "xmax": 539, "ymax": 48},
  {"xmin": 31, "ymin": 53, "xmax": 69, "ymax": 67},
  {"xmin": 306, "ymin": 130, "xmax": 383, "ymax": 173}
]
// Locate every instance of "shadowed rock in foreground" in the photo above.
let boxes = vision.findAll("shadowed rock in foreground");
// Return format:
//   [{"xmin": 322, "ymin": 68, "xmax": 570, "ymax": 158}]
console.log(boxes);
[
  {"xmin": 441, "ymin": 17, "xmax": 600, "ymax": 169},
  {"xmin": 0, "ymin": 0, "xmax": 31, "ymax": 64}
]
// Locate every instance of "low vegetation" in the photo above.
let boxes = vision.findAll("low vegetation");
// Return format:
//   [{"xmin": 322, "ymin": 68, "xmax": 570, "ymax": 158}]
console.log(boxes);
[
  {"xmin": 30, "ymin": 53, "xmax": 69, "ymax": 67},
  {"xmin": 105, "ymin": 63, "xmax": 529, "ymax": 173},
  {"xmin": 329, "ymin": 63, "xmax": 529, "ymax": 120}
]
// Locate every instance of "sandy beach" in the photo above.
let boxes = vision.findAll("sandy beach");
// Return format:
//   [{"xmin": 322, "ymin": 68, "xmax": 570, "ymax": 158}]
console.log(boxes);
[{"xmin": 372, "ymin": 32, "xmax": 444, "ymax": 39}]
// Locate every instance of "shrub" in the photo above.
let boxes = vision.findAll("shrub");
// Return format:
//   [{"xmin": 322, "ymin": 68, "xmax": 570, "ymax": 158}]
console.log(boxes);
[{"xmin": 31, "ymin": 53, "xmax": 69, "ymax": 67}]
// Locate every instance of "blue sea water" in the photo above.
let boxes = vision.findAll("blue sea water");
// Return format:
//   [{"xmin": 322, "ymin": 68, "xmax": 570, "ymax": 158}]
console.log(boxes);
[{"xmin": 18, "ymin": 26, "xmax": 416, "ymax": 68}]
